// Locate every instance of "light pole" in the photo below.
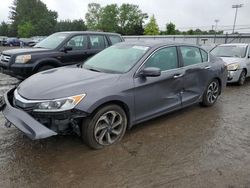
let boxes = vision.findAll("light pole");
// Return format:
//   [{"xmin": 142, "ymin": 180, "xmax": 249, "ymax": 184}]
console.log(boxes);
[
  {"xmin": 214, "ymin": 19, "xmax": 219, "ymax": 43},
  {"xmin": 232, "ymin": 4, "xmax": 243, "ymax": 34}
]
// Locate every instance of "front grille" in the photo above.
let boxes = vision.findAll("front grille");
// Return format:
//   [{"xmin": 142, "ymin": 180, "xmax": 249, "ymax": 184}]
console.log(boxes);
[{"xmin": 0, "ymin": 54, "xmax": 11, "ymax": 63}]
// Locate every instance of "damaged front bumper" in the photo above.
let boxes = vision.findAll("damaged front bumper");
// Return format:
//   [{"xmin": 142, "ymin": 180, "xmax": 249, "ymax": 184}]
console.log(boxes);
[{"xmin": 0, "ymin": 89, "xmax": 87, "ymax": 140}]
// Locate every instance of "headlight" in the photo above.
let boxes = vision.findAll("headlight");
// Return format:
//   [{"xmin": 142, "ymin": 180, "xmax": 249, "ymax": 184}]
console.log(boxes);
[
  {"xmin": 227, "ymin": 63, "xmax": 240, "ymax": 71},
  {"xmin": 33, "ymin": 94, "xmax": 86, "ymax": 112},
  {"xmin": 15, "ymin": 55, "xmax": 31, "ymax": 63}
]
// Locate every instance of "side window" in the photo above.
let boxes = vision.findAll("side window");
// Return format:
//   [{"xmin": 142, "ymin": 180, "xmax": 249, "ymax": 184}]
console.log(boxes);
[
  {"xmin": 180, "ymin": 46, "xmax": 202, "ymax": 66},
  {"xmin": 108, "ymin": 35, "xmax": 122, "ymax": 45},
  {"xmin": 89, "ymin": 35, "xmax": 108, "ymax": 49},
  {"xmin": 144, "ymin": 47, "xmax": 178, "ymax": 71},
  {"xmin": 248, "ymin": 46, "xmax": 250, "ymax": 57},
  {"xmin": 66, "ymin": 35, "xmax": 88, "ymax": 50},
  {"xmin": 200, "ymin": 49, "xmax": 208, "ymax": 62}
]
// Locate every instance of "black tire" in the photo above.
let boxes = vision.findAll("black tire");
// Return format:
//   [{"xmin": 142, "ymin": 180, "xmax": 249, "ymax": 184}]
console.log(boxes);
[
  {"xmin": 81, "ymin": 105, "xmax": 127, "ymax": 149},
  {"xmin": 201, "ymin": 79, "xmax": 220, "ymax": 107},
  {"xmin": 237, "ymin": 69, "xmax": 246, "ymax": 86},
  {"xmin": 37, "ymin": 65, "xmax": 55, "ymax": 72}
]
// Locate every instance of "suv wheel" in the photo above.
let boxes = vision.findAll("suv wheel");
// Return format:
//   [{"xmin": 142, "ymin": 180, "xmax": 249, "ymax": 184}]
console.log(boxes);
[
  {"xmin": 238, "ymin": 69, "xmax": 246, "ymax": 86},
  {"xmin": 201, "ymin": 79, "xmax": 220, "ymax": 107},
  {"xmin": 81, "ymin": 105, "xmax": 127, "ymax": 149}
]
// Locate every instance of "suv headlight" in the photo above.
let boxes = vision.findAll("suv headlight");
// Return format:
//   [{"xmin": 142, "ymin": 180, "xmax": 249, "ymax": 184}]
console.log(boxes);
[
  {"xmin": 33, "ymin": 94, "xmax": 86, "ymax": 112},
  {"xmin": 227, "ymin": 63, "xmax": 240, "ymax": 71},
  {"xmin": 15, "ymin": 55, "xmax": 31, "ymax": 63}
]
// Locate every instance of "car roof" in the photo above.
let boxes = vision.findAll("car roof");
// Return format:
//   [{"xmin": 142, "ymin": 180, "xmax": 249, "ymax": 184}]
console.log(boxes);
[
  {"xmin": 57, "ymin": 31, "xmax": 121, "ymax": 36},
  {"xmin": 218, "ymin": 43, "xmax": 249, "ymax": 47},
  {"xmin": 115, "ymin": 41, "xmax": 202, "ymax": 49}
]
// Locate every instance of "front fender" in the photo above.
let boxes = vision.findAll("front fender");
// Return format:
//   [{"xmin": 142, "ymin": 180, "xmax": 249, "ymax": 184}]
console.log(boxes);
[{"xmin": 32, "ymin": 58, "xmax": 62, "ymax": 72}]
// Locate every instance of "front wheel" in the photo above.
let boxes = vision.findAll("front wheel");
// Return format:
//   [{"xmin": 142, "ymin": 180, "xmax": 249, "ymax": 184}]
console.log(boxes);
[
  {"xmin": 81, "ymin": 105, "xmax": 127, "ymax": 149},
  {"xmin": 201, "ymin": 79, "xmax": 220, "ymax": 107},
  {"xmin": 237, "ymin": 69, "xmax": 246, "ymax": 86}
]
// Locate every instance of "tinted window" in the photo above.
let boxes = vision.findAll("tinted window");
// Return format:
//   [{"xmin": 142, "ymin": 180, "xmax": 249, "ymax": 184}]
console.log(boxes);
[
  {"xmin": 66, "ymin": 35, "xmax": 88, "ymax": 50},
  {"xmin": 89, "ymin": 35, "xmax": 108, "ymax": 49},
  {"xmin": 109, "ymin": 35, "xmax": 122, "ymax": 44},
  {"xmin": 200, "ymin": 49, "xmax": 208, "ymax": 62},
  {"xmin": 144, "ymin": 47, "xmax": 178, "ymax": 71},
  {"xmin": 180, "ymin": 46, "xmax": 202, "ymax": 66}
]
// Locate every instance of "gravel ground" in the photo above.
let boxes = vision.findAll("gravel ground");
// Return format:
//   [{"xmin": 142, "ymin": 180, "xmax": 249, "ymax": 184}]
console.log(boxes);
[{"xmin": 0, "ymin": 46, "xmax": 250, "ymax": 187}]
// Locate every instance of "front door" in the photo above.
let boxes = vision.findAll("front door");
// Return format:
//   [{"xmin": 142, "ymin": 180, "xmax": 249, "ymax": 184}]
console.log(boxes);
[
  {"xmin": 60, "ymin": 35, "xmax": 90, "ymax": 65},
  {"xmin": 134, "ymin": 46, "xmax": 183, "ymax": 122}
]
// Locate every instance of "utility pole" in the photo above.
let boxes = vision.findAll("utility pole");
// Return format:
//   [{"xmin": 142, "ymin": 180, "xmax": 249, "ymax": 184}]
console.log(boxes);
[
  {"xmin": 232, "ymin": 4, "xmax": 243, "ymax": 34},
  {"xmin": 214, "ymin": 19, "xmax": 219, "ymax": 43}
]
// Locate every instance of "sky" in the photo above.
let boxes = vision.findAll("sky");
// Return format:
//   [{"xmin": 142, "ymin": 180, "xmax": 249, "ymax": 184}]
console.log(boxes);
[{"xmin": 0, "ymin": 0, "xmax": 249, "ymax": 33}]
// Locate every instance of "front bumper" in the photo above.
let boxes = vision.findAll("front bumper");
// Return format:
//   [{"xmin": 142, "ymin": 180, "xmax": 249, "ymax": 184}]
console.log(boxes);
[
  {"xmin": 0, "ymin": 61, "xmax": 33, "ymax": 79},
  {"xmin": 227, "ymin": 69, "xmax": 242, "ymax": 83},
  {"xmin": 0, "ymin": 89, "xmax": 57, "ymax": 140}
]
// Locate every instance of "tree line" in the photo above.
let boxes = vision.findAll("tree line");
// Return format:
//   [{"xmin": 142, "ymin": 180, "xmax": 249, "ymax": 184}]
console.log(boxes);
[{"xmin": 0, "ymin": 0, "xmax": 223, "ymax": 37}]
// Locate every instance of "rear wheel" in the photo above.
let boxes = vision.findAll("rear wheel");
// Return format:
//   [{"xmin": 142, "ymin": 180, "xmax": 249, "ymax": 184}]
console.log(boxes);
[
  {"xmin": 201, "ymin": 79, "xmax": 220, "ymax": 107},
  {"xmin": 81, "ymin": 105, "xmax": 127, "ymax": 149},
  {"xmin": 37, "ymin": 65, "xmax": 55, "ymax": 72},
  {"xmin": 237, "ymin": 69, "xmax": 246, "ymax": 86}
]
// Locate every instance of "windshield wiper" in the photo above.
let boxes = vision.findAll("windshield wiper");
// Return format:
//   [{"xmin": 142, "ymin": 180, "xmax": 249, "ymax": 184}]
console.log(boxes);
[{"xmin": 87, "ymin": 68, "xmax": 101, "ymax": 72}]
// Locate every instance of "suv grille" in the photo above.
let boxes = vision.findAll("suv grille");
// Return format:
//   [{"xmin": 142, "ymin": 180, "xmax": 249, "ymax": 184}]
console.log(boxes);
[{"xmin": 0, "ymin": 54, "xmax": 11, "ymax": 63}]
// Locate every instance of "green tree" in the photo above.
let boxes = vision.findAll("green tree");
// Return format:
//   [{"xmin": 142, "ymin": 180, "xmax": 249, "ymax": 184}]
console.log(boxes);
[
  {"xmin": 9, "ymin": 0, "xmax": 57, "ymax": 37},
  {"xmin": 85, "ymin": 3, "xmax": 101, "ymax": 30},
  {"xmin": 118, "ymin": 4, "xmax": 148, "ymax": 35},
  {"xmin": 144, "ymin": 15, "xmax": 159, "ymax": 35},
  {"xmin": 166, "ymin": 22, "xmax": 176, "ymax": 35},
  {"xmin": 0, "ymin": 22, "xmax": 9, "ymax": 36},
  {"xmin": 99, "ymin": 4, "xmax": 119, "ymax": 32},
  {"xmin": 55, "ymin": 19, "xmax": 87, "ymax": 32},
  {"xmin": 17, "ymin": 21, "xmax": 34, "ymax": 37}
]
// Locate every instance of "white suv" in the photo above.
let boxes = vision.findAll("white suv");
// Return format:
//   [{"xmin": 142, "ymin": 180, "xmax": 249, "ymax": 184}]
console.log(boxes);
[{"xmin": 211, "ymin": 43, "xmax": 250, "ymax": 85}]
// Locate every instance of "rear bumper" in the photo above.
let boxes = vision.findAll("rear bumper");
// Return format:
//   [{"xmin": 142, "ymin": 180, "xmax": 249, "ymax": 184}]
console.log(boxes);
[{"xmin": 0, "ymin": 89, "xmax": 57, "ymax": 140}]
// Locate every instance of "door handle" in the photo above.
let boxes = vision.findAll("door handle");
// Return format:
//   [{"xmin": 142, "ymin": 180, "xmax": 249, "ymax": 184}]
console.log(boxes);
[
  {"xmin": 173, "ymin": 74, "xmax": 184, "ymax": 79},
  {"xmin": 204, "ymin": 66, "xmax": 211, "ymax": 69}
]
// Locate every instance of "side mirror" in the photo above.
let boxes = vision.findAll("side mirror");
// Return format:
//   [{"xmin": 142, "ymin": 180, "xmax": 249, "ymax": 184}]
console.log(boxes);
[
  {"xmin": 62, "ymin": 46, "xmax": 72, "ymax": 52},
  {"xmin": 140, "ymin": 67, "xmax": 161, "ymax": 77},
  {"xmin": 248, "ymin": 55, "xmax": 250, "ymax": 59}
]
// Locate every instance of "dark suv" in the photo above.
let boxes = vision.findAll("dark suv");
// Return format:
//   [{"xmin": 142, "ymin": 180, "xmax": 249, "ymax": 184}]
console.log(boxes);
[{"xmin": 0, "ymin": 31, "xmax": 123, "ymax": 78}]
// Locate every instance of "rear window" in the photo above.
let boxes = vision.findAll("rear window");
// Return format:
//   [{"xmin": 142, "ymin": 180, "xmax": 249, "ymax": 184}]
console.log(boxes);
[{"xmin": 108, "ymin": 35, "xmax": 122, "ymax": 45}]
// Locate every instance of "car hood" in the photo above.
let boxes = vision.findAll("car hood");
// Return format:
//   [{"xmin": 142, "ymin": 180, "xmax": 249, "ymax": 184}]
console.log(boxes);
[
  {"xmin": 17, "ymin": 67, "xmax": 121, "ymax": 100},
  {"xmin": 220, "ymin": 57, "xmax": 245, "ymax": 65},
  {"xmin": 3, "ymin": 48, "xmax": 50, "ymax": 56}
]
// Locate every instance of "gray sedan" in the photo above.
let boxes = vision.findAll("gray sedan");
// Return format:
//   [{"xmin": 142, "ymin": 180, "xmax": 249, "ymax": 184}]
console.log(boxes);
[{"xmin": 0, "ymin": 42, "xmax": 227, "ymax": 149}]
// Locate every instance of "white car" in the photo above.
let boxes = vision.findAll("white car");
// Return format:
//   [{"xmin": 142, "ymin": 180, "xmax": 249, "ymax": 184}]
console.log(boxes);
[{"xmin": 211, "ymin": 43, "xmax": 250, "ymax": 85}]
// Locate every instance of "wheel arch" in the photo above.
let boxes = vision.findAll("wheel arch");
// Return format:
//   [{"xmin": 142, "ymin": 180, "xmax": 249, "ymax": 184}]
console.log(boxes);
[
  {"xmin": 89, "ymin": 100, "xmax": 132, "ymax": 129},
  {"xmin": 33, "ymin": 58, "xmax": 62, "ymax": 72}
]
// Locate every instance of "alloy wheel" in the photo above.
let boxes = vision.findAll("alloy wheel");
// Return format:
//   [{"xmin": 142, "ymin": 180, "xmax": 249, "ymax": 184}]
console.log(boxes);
[
  {"xmin": 206, "ymin": 81, "xmax": 219, "ymax": 104},
  {"xmin": 94, "ymin": 110, "xmax": 124, "ymax": 146}
]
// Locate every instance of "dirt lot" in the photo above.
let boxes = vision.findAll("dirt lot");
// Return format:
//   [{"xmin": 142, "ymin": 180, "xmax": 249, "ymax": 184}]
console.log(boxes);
[{"xmin": 0, "ymin": 47, "xmax": 250, "ymax": 187}]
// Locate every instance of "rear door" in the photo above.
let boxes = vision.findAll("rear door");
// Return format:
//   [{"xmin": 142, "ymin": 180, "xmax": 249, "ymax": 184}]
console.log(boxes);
[
  {"xmin": 87, "ymin": 34, "xmax": 109, "ymax": 58},
  {"xmin": 179, "ymin": 46, "xmax": 212, "ymax": 106},
  {"xmin": 134, "ymin": 46, "xmax": 184, "ymax": 122},
  {"xmin": 60, "ymin": 34, "xmax": 90, "ymax": 65}
]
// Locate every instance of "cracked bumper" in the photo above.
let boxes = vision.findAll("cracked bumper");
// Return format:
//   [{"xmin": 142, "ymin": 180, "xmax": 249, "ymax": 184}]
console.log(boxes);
[{"xmin": 0, "ymin": 89, "xmax": 57, "ymax": 140}]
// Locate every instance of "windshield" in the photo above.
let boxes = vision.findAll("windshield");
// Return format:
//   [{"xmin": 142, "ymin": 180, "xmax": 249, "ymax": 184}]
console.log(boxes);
[
  {"xmin": 34, "ymin": 33, "xmax": 69, "ymax": 49},
  {"xmin": 83, "ymin": 45, "xmax": 149, "ymax": 73},
  {"xmin": 211, "ymin": 45, "xmax": 247, "ymax": 58}
]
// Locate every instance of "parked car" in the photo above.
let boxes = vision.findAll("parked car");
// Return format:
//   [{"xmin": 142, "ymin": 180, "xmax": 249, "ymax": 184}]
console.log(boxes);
[
  {"xmin": 0, "ymin": 31, "xmax": 123, "ymax": 79},
  {"xmin": 19, "ymin": 38, "xmax": 36, "ymax": 47},
  {"xmin": 0, "ymin": 42, "xmax": 227, "ymax": 149},
  {"xmin": 3, "ymin": 37, "xmax": 21, "ymax": 46},
  {"xmin": 210, "ymin": 43, "xmax": 250, "ymax": 85},
  {"xmin": 0, "ymin": 36, "xmax": 7, "ymax": 46}
]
